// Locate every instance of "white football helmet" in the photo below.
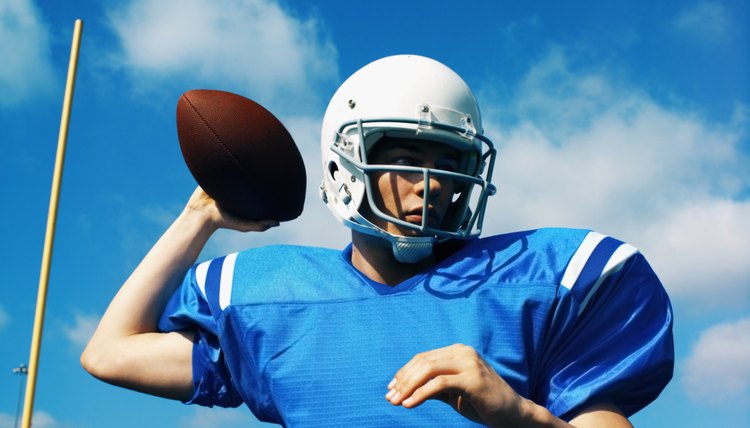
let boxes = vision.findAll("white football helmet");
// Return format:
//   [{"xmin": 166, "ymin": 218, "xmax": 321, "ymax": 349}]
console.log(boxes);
[{"xmin": 319, "ymin": 55, "xmax": 497, "ymax": 263}]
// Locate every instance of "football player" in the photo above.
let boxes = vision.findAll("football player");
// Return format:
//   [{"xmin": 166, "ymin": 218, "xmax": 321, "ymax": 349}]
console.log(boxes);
[{"xmin": 82, "ymin": 55, "xmax": 673, "ymax": 427}]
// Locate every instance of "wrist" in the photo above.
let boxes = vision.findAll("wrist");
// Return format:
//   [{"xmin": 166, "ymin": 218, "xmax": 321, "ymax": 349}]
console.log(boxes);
[{"xmin": 179, "ymin": 204, "xmax": 220, "ymax": 237}]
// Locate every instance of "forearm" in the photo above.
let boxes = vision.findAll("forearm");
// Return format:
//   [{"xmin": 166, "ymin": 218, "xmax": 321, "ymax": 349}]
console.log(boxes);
[
  {"xmin": 489, "ymin": 399, "xmax": 632, "ymax": 428},
  {"xmin": 81, "ymin": 187, "xmax": 279, "ymax": 398},
  {"xmin": 80, "ymin": 206, "xmax": 215, "ymax": 395},
  {"xmin": 93, "ymin": 207, "xmax": 215, "ymax": 336},
  {"xmin": 507, "ymin": 398, "xmax": 573, "ymax": 428}
]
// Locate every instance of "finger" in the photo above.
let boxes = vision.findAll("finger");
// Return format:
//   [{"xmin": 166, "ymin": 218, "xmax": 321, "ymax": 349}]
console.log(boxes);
[
  {"xmin": 388, "ymin": 359, "xmax": 467, "ymax": 406},
  {"xmin": 389, "ymin": 345, "xmax": 477, "ymax": 399},
  {"xmin": 397, "ymin": 344, "xmax": 475, "ymax": 376},
  {"xmin": 391, "ymin": 345, "xmax": 462, "ymax": 384},
  {"xmin": 216, "ymin": 203, "xmax": 280, "ymax": 231},
  {"xmin": 230, "ymin": 218, "xmax": 280, "ymax": 232},
  {"xmin": 400, "ymin": 374, "xmax": 466, "ymax": 408}
]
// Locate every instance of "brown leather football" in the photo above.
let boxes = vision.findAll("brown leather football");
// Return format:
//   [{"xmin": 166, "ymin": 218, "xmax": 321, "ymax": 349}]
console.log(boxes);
[{"xmin": 176, "ymin": 89, "xmax": 306, "ymax": 221}]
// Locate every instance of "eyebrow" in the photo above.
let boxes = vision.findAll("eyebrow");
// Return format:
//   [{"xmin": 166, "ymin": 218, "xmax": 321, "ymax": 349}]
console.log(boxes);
[
  {"xmin": 384, "ymin": 142, "xmax": 422, "ymax": 153},
  {"xmin": 375, "ymin": 141, "xmax": 460, "ymax": 160}
]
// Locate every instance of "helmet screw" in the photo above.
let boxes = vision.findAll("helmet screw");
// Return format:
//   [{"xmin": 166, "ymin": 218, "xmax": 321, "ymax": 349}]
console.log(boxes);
[
  {"xmin": 350, "ymin": 175, "xmax": 356, "ymax": 182},
  {"xmin": 347, "ymin": 99, "xmax": 356, "ymax": 109},
  {"xmin": 421, "ymin": 105, "xmax": 430, "ymax": 113}
]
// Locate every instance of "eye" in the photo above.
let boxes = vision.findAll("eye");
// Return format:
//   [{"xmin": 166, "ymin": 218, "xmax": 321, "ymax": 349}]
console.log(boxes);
[
  {"xmin": 390, "ymin": 156, "xmax": 416, "ymax": 167},
  {"xmin": 436, "ymin": 159, "xmax": 459, "ymax": 172}
]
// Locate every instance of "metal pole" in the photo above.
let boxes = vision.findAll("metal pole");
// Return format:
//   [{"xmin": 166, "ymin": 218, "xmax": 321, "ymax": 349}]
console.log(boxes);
[
  {"xmin": 21, "ymin": 19, "xmax": 83, "ymax": 428},
  {"xmin": 13, "ymin": 365, "xmax": 28, "ymax": 428}
]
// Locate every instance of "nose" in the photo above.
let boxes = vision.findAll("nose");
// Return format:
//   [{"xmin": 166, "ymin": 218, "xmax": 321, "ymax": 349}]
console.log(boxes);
[{"xmin": 415, "ymin": 173, "xmax": 443, "ymax": 199}]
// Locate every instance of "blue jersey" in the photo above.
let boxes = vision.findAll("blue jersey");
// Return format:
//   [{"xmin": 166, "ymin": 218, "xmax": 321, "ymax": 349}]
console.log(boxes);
[{"xmin": 159, "ymin": 228, "xmax": 673, "ymax": 426}]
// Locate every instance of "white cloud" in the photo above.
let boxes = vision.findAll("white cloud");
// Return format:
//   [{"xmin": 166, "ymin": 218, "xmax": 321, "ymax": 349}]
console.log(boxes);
[
  {"xmin": 26, "ymin": 411, "xmax": 59, "ymax": 428},
  {"xmin": 179, "ymin": 407, "xmax": 273, "ymax": 428},
  {"xmin": 642, "ymin": 199, "xmax": 750, "ymax": 309},
  {"xmin": 480, "ymin": 47, "xmax": 749, "ymax": 310},
  {"xmin": 139, "ymin": 203, "xmax": 183, "ymax": 230},
  {"xmin": 106, "ymin": 0, "xmax": 338, "ymax": 112},
  {"xmin": 61, "ymin": 312, "xmax": 100, "ymax": 349},
  {"xmin": 0, "ymin": 0, "xmax": 56, "ymax": 107},
  {"xmin": 0, "ymin": 411, "xmax": 60, "ymax": 428},
  {"xmin": 682, "ymin": 316, "xmax": 750, "ymax": 404},
  {"xmin": 0, "ymin": 412, "xmax": 12, "ymax": 428},
  {"xmin": 671, "ymin": 1, "xmax": 738, "ymax": 44}
]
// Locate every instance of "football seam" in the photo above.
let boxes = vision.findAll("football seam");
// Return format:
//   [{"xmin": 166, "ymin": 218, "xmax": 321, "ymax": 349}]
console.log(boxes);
[{"xmin": 182, "ymin": 94, "xmax": 248, "ymax": 175}]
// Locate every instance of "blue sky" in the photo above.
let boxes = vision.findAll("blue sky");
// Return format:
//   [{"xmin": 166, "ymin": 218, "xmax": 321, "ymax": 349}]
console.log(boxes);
[{"xmin": 0, "ymin": 0, "xmax": 748, "ymax": 427}]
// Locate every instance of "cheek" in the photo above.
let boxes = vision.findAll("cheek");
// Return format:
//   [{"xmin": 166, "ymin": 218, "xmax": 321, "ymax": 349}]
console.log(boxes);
[
  {"xmin": 374, "ymin": 173, "xmax": 406, "ymax": 209},
  {"xmin": 372, "ymin": 173, "xmax": 389, "ymax": 206},
  {"xmin": 436, "ymin": 180, "xmax": 457, "ymax": 205}
]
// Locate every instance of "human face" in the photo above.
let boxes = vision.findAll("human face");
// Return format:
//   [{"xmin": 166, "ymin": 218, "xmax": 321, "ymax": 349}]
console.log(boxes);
[{"xmin": 364, "ymin": 137, "xmax": 461, "ymax": 237}]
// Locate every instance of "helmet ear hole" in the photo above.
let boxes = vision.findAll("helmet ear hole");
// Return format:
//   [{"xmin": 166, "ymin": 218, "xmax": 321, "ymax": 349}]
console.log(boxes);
[{"xmin": 327, "ymin": 161, "xmax": 340, "ymax": 181}]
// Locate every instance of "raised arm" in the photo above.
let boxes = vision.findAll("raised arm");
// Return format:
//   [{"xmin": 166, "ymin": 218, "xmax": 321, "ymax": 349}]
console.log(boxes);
[{"xmin": 80, "ymin": 187, "xmax": 278, "ymax": 400}]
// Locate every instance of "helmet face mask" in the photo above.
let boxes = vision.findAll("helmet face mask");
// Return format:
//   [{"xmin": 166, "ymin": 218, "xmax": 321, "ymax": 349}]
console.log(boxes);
[
  {"xmin": 320, "ymin": 55, "xmax": 497, "ymax": 262},
  {"xmin": 329, "ymin": 118, "xmax": 495, "ymax": 237}
]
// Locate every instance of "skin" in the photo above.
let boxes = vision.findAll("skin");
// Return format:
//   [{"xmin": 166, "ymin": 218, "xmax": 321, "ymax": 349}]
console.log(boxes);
[{"xmin": 81, "ymin": 140, "xmax": 634, "ymax": 427}]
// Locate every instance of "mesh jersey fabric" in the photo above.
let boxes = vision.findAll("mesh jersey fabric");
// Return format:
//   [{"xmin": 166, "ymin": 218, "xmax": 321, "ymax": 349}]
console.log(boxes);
[{"xmin": 159, "ymin": 228, "xmax": 674, "ymax": 426}]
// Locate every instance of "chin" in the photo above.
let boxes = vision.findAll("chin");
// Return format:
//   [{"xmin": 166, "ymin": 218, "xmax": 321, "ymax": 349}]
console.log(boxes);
[{"xmin": 395, "ymin": 228, "xmax": 435, "ymax": 238}]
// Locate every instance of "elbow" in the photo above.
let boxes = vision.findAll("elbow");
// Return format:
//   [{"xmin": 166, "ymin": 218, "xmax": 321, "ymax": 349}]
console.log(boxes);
[
  {"xmin": 80, "ymin": 341, "xmax": 104, "ymax": 379},
  {"xmin": 80, "ymin": 340, "xmax": 121, "ymax": 382}
]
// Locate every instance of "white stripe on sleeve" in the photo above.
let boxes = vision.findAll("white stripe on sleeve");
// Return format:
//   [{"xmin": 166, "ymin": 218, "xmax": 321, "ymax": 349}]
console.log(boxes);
[
  {"xmin": 195, "ymin": 261, "xmax": 210, "ymax": 297},
  {"xmin": 219, "ymin": 252, "xmax": 238, "ymax": 310},
  {"xmin": 577, "ymin": 243, "xmax": 638, "ymax": 316},
  {"xmin": 560, "ymin": 232, "xmax": 606, "ymax": 290}
]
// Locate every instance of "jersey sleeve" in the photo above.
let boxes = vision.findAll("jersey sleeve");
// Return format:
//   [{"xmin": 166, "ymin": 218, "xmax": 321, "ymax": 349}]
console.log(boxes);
[
  {"xmin": 536, "ymin": 234, "xmax": 674, "ymax": 420},
  {"xmin": 158, "ymin": 260, "xmax": 243, "ymax": 408}
]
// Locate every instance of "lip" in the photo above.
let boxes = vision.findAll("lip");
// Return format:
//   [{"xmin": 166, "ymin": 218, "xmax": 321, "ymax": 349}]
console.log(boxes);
[{"xmin": 404, "ymin": 207, "xmax": 440, "ymax": 227}]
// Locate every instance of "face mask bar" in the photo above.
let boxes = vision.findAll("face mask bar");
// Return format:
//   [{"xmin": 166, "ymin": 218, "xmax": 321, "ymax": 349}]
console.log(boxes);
[
  {"xmin": 361, "ymin": 165, "xmax": 490, "ymax": 237},
  {"xmin": 329, "ymin": 118, "xmax": 497, "ymax": 240}
]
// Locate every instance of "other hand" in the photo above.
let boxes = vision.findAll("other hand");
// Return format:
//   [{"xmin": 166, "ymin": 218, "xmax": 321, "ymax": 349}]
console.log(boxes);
[{"xmin": 386, "ymin": 343, "xmax": 535, "ymax": 427}]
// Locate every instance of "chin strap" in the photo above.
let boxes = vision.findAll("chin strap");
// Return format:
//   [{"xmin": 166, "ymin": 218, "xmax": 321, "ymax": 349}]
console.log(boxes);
[
  {"xmin": 344, "ymin": 213, "xmax": 436, "ymax": 263},
  {"xmin": 391, "ymin": 236, "xmax": 435, "ymax": 263}
]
